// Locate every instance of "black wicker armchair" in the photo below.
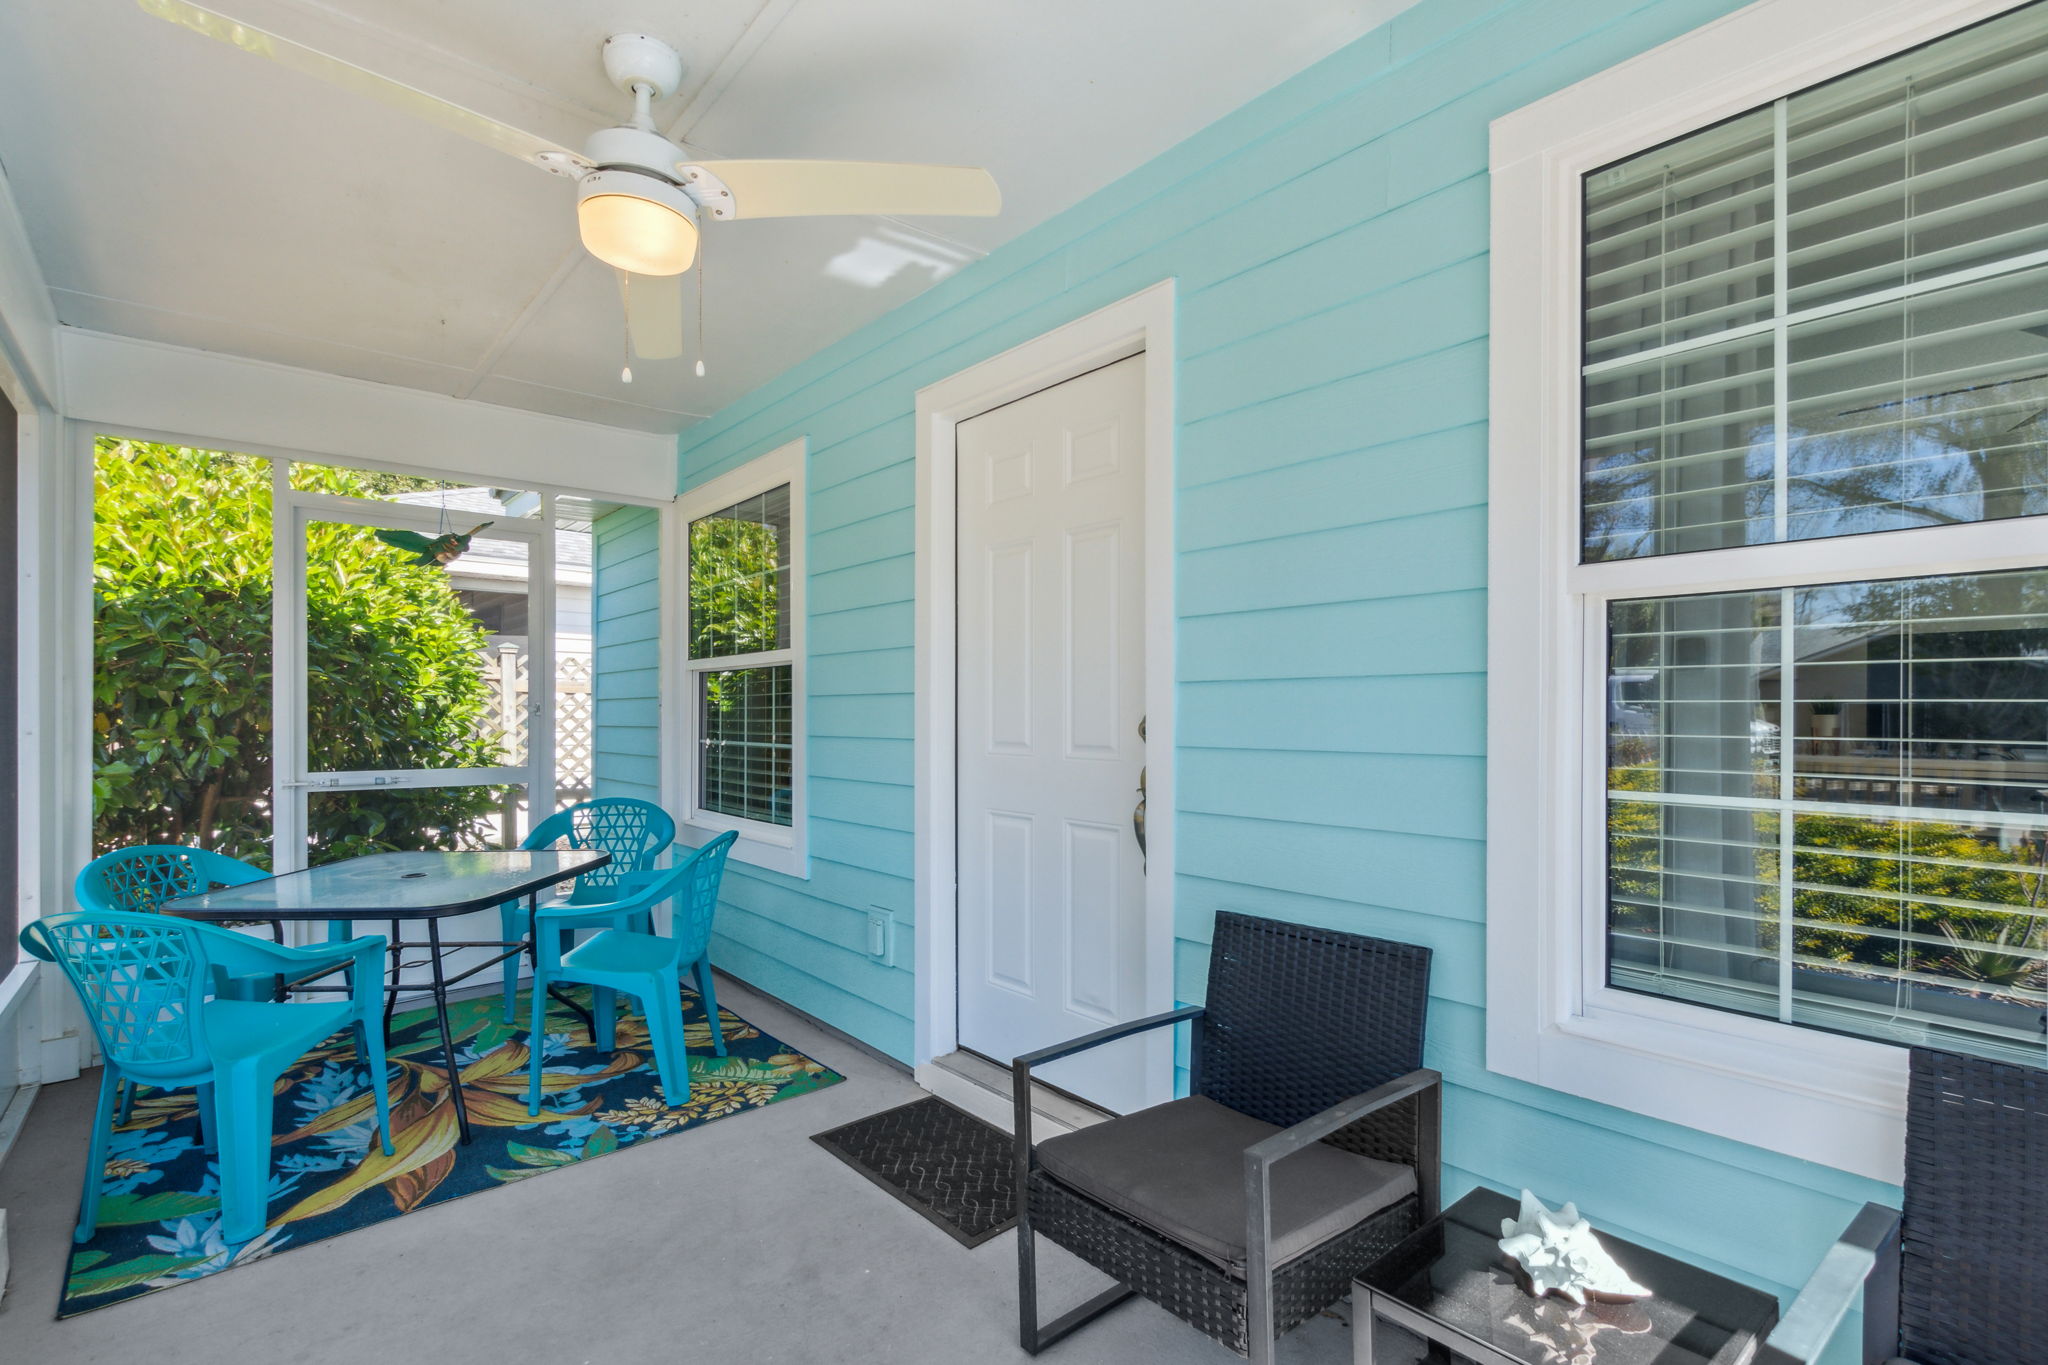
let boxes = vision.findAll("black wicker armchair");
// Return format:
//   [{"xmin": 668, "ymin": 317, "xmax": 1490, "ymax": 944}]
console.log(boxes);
[
  {"xmin": 1759, "ymin": 1047, "xmax": 2047, "ymax": 1365},
  {"xmin": 1012, "ymin": 910, "xmax": 1439, "ymax": 1365}
]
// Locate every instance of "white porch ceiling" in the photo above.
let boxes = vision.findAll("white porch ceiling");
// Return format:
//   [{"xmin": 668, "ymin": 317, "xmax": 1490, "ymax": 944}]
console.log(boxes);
[{"xmin": 0, "ymin": 0, "xmax": 1414, "ymax": 435}]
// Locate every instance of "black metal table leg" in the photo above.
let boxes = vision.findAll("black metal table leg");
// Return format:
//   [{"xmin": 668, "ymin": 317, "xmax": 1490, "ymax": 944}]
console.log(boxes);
[
  {"xmin": 382, "ymin": 918, "xmax": 402, "ymax": 1038},
  {"xmin": 424, "ymin": 918, "xmax": 474, "ymax": 1145},
  {"xmin": 269, "ymin": 918, "xmax": 288, "ymax": 1001},
  {"xmin": 514, "ymin": 893, "xmax": 539, "ymax": 966}
]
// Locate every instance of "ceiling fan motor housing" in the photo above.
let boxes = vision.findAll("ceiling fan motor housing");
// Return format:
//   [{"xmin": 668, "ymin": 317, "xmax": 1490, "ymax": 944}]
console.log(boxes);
[
  {"xmin": 584, "ymin": 125, "xmax": 687, "ymax": 180},
  {"xmin": 580, "ymin": 126, "xmax": 734, "ymax": 219}
]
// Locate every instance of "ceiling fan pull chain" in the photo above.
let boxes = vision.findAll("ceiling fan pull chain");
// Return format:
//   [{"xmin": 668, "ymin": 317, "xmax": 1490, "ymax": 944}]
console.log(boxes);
[
  {"xmin": 695, "ymin": 237, "xmax": 708, "ymax": 378},
  {"xmin": 617, "ymin": 268, "xmax": 634, "ymax": 383}
]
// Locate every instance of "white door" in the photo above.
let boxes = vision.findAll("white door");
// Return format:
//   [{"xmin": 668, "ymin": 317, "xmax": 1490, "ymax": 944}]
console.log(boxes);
[{"xmin": 956, "ymin": 354, "xmax": 1150, "ymax": 1111}]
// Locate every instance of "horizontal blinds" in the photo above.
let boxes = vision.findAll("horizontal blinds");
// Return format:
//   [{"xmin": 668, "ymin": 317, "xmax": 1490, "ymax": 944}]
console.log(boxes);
[
  {"xmin": 698, "ymin": 665, "xmax": 794, "ymax": 827},
  {"xmin": 1584, "ymin": 107, "xmax": 1777, "ymax": 367},
  {"xmin": 1584, "ymin": 267, "xmax": 2048, "ymax": 560},
  {"xmin": 1582, "ymin": 334, "xmax": 1775, "ymax": 560},
  {"xmin": 1784, "ymin": 13, "xmax": 2048, "ymax": 313},
  {"xmin": 1606, "ymin": 569, "xmax": 2048, "ymax": 1065},
  {"xmin": 1580, "ymin": 1, "xmax": 2048, "ymax": 561}
]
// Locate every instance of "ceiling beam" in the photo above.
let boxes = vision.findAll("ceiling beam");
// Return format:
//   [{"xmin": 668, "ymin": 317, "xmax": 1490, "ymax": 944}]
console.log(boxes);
[{"xmin": 664, "ymin": 0, "xmax": 800, "ymax": 152}]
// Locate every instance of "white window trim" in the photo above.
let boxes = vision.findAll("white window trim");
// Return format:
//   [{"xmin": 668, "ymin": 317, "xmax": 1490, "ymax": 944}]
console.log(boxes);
[
  {"xmin": 1487, "ymin": 0, "xmax": 2042, "ymax": 1185},
  {"xmin": 673, "ymin": 438, "xmax": 808, "ymax": 878}
]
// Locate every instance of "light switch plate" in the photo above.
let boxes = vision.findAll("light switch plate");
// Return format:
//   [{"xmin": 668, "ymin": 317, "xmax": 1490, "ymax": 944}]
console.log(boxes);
[{"xmin": 865, "ymin": 909, "xmax": 891, "ymax": 964}]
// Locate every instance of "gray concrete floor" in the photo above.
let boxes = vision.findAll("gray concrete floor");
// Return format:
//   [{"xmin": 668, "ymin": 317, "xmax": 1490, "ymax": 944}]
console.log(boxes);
[{"xmin": 0, "ymin": 976, "xmax": 1378, "ymax": 1365}]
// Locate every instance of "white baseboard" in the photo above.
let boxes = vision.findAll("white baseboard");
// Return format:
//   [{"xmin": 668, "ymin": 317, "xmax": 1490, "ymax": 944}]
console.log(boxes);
[{"xmin": 0, "ymin": 1082, "xmax": 36, "ymax": 1170}]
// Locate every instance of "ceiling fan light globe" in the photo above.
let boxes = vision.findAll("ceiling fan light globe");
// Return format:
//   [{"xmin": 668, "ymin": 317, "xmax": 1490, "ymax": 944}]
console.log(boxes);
[{"xmin": 576, "ymin": 171, "xmax": 698, "ymax": 275}]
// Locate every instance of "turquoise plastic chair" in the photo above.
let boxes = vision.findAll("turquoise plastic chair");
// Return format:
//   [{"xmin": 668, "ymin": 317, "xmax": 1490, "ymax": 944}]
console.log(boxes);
[
  {"xmin": 497, "ymin": 799, "xmax": 677, "ymax": 1023},
  {"xmin": 77, "ymin": 846, "xmax": 364, "ymax": 1122},
  {"xmin": 22, "ymin": 910, "xmax": 394, "ymax": 1246},
  {"xmin": 526, "ymin": 830, "xmax": 738, "ymax": 1116}
]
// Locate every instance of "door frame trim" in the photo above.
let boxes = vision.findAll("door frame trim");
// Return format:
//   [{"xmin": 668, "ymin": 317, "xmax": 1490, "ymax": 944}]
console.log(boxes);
[{"xmin": 912, "ymin": 280, "xmax": 1176, "ymax": 1109}]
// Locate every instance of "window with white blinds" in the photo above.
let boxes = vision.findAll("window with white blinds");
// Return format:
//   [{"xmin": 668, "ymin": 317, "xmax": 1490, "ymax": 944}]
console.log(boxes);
[
  {"xmin": 1582, "ymin": 1, "xmax": 2048, "ymax": 561},
  {"xmin": 1587, "ymin": 1, "xmax": 2048, "ymax": 1067},
  {"xmin": 689, "ymin": 485, "xmax": 793, "ymax": 826},
  {"xmin": 679, "ymin": 439, "xmax": 805, "ymax": 874}
]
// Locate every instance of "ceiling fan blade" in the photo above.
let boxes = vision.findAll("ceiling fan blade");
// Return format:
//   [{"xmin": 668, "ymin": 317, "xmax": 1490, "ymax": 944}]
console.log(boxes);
[
  {"xmin": 619, "ymin": 272, "xmax": 684, "ymax": 360},
  {"xmin": 135, "ymin": 0, "xmax": 592, "ymax": 178},
  {"xmin": 682, "ymin": 160, "xmax": 1000, "ymax": 220}
]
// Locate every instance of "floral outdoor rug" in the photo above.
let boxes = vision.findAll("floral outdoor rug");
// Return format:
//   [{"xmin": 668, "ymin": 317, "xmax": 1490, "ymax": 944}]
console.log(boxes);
[{"xmin": 57, "ymin": 982, "xmax": 842, "ymax": 1317}]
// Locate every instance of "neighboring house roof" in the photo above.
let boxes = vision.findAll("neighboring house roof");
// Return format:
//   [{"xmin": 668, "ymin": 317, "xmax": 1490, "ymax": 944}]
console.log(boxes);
[
  {"xmin": 389, "ymin": 487, "xmax": 592, "ymax": 584},
  {"xmin": 1754, "ymin": 624, "xmax": 1897, "ymax": 681}
]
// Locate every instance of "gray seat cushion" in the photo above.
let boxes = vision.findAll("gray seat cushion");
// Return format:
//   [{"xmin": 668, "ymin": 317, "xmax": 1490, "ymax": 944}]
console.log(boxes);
[{"xmin": 1035, "ymin": 1095, "xmax": 1416, "ymax": 1272}]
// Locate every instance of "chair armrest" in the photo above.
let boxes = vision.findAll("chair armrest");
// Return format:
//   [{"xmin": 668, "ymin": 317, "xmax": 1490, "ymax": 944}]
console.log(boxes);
[
  {"xmin": 1010, "ymin": 1005, "xmax": 1206, "ymax": 1191},
  {"xmin": 559, "ymin": 868, "xmax": 666, "ymax": 906},
  {"xmin": 1238, "ymin": 1068, "xmax": 1443, "ymax": 1349},
  {"xmin": 1243, "ymin": 1068, "xmax": 1443, "ymax": 1218},
  {"xmin": 1012, "ymin": 1005, "xmax": 1206, "ymax": 1073},
  {"xmin": 1756, "ymin": 1202, "xmax": 1902, "ymax": 1365},
  {"xmin": 532, "ymin": 884, "xmax": 657, "ymax": 924},
  {"xmin": 1244, "ymin": 1068, "xmax": 1442, "ymax": 1169},
  {"xmin": 205, "ymin": 931, "xmax": 382, "ymax": 978}
]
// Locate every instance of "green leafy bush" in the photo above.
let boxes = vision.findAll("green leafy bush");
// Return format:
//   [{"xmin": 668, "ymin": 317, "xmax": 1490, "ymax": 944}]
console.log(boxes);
[
  {"xmin": 92, "ymin": 439, "xmax": 503, "ymax": 867},
  {"xmin": 1609, "ymin": 760, "xmax": 2048, "ymax": 998}
]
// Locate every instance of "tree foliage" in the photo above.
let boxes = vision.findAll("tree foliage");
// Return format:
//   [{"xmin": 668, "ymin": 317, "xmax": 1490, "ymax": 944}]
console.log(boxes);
[
  {"xmin": 92, "ymin": 439, "xmax": 504, "ymax": 867},
  {"xmin": 688, "ymin": 512, "xmax": 783, "ymax": 719},
  {"xmin": 688, "ymin": 514, "xmax": 782, "ymax": 660}
]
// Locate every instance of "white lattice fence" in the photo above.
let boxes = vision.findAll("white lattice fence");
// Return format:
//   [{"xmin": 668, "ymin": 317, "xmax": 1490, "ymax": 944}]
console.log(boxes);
[
  {"xmin": 478, "ymin": 647, "xmax": 594, "ymax": 807},
  {"xmin": 556, "ymin": 655, "xmax": 593, "ymax": 804}
]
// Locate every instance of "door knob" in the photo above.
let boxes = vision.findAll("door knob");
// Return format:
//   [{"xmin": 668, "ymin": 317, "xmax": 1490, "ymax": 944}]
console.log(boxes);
[{"xmin": 1132, "ymin": 715, "xmax": 1146, "ymax": 860}]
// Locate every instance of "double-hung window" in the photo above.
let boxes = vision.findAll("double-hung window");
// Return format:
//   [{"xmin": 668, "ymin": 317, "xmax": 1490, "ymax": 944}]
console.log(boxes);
[
  {"xmin": 1489, "ymin": 0, "xmax": 2048, "ymax": 1180},
  {"xmin": 677, "ymin": 439, "xmax": 806, "ymax": 876}
]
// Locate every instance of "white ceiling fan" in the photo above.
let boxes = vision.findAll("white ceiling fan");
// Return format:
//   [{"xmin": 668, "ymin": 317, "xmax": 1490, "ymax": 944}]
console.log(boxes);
[{"xmin": 137, "ymin": 0, "xmax": 1002, "ymax": 375}]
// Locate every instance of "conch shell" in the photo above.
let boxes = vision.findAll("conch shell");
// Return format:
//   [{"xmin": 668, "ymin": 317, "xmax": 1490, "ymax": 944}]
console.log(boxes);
[{"xmin": 1497, "ymin": 1189, "xmax": 1652, "ymax": 1306}]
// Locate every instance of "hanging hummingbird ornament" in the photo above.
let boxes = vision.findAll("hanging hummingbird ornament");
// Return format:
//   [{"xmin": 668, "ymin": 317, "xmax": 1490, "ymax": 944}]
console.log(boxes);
[{"xmin": 375, "ymin": 522, "xmax": 494, "ymax": 568}]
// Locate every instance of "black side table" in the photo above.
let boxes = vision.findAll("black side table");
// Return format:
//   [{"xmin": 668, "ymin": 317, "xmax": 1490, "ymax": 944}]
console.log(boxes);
[{"xmin": 1354, "ymin": 1188, "xmax": 1778, "ymax": 1365}]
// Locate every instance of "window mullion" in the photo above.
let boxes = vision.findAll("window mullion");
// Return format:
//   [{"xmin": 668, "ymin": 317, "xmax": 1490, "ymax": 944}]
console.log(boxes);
[
  {"xmin": 1769, "ymin": 97, "xmax": 1795, "ymax": 1027},
  {"xmin": 1771, "ymin": 96, "xmax": 1790, "ymax": 548},
  {"xmin": 689, "ymin": 648, "xmax": 793, "ymax": 672},
  {"xmin": 1776, "ymin": 585, "xmax": 1796, "ymax": 1024},
  {"xmin": 1568, "ymin": 515, "xmax": 2048, "ymax": 600}
]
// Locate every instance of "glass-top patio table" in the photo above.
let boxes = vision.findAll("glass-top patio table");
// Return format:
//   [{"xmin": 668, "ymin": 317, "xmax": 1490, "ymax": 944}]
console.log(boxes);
[{"xmin": 161, "ymin": 849, "xmax": 610, "ymax": 1144}]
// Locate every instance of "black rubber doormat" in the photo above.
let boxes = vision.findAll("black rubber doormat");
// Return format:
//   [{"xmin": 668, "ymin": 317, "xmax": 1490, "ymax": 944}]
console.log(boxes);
[{"xmin": 811, "ymin": 1095, "xmax": 1018, "ymax": 1248}]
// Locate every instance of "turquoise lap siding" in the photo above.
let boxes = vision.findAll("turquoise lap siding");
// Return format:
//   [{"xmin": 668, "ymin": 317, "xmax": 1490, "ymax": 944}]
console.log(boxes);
[
  {"xmin": 665, "ymin": 0, "xmax": 1899, "ymax": 1350},
  {"xmin": 592, "ymin": 506, "xmax": 661, "ymax": 805}
]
